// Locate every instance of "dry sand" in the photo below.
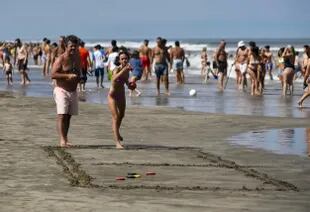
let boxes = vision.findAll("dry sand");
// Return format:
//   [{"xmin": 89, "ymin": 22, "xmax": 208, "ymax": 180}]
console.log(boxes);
[{"xmin": 0, "ymin": 91, "xmax": 310, "ymax": 211}]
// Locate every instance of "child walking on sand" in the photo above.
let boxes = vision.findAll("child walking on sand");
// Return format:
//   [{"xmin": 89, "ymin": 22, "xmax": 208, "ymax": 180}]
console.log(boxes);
[{"xmin": 3, "ymin": 57, "xmax": 13, "ymax": 85}]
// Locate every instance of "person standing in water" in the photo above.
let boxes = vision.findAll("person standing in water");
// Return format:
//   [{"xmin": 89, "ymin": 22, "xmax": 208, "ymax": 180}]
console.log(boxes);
[
  {"xmin": 3, "ymin": 57, "xmax": 13, "ymax": 85},
  {"xmin": 152, "ymin": 37, "xmax": 170, "ymax": 96},
  {"xmin": 200, "ymin": 47, "xmax": 208, "ymax": 79},
  {"xmin": 78, "ymin": 41, "xmax": 91, "ymax": 91},
  {"xmin": 42, "ymin": 38, "xmax": 52, "ymax": 76},
  {"xmin": 129, "ymin": 50, "xmax": 143, "ymax": 96},
  {"xmin": 214, "ymin": 40, "xmax": 228, "ymax": 91},
  {"xmin": 170, "ymin": 41, "xmax": 185, "ymax": 84},
  {"xmin": 263, "ymin": 45, "xmax": 274, "ymax": 80},
  {"xmin": 14, "ymin": 39, "xmax": 31, "ymax": 85},
  {"xmin": 234, "ymin": 41, "xmax": 248, "ymax": 90},
  {"xmin": 139, "ymin": 39, "xmax": 152, "ymax": 80},
  {"xmin": 298, "ymin": 48, "xmax": 310, "ymax": 107}
]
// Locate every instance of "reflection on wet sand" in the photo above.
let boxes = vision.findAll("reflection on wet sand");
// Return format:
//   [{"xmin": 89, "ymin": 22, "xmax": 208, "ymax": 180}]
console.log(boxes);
[
  {"xmin": 230, "ymin": 128, "xmax": 310, "ymax": 157},
  {"xmin": 306, "ymin": 128, "xmax": 310, "ymax": 157}
]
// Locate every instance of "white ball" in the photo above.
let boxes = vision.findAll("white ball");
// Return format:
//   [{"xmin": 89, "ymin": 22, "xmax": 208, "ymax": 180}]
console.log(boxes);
[{"xmin": 189, "ymin": 89, "xmax": 197, "ymax": 96}]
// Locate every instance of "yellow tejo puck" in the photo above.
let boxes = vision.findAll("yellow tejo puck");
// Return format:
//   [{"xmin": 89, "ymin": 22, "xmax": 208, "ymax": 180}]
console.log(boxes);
[{"xmin": 127, "ymin": 174, "xmax": 141, "ymax": 178}]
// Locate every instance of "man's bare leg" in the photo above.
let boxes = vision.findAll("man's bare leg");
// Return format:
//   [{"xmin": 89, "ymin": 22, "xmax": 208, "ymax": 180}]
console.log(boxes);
[
  {"xmin": 100, "ymin": 75, "xmax": 104, "ymax": 88},
  {"xmin": 218, "ymin": 73, "xmax": 224, "ymax": 91},
  {"xmin": 42, "ymin": 62, "xmax": 46, "ymax": 76},
  {"xmin": 156, "ymin": 78, "xmax": 160, "ymax": 96},
  {"xmin": 96, "ymin": 77, "xmax": 99, "ymax": 88},
  {"xmin": 20, "ymin": 71, "xmax": 25, "ymax": 85},
  {"xmin": 164, "ymin": 75, "xmax": 170, "ymax": 95},
  {"xmin": 64, "ymin": 115, "xmax": 73, "ymax": 146},
  {"xmin": 298, "ymin": 92, "xmax": 310, "ymax": 107},
  {"xmin": 147, "ymin": 67, "xmax": 152, "ymax": 80},
  {"xmin": 57, "ymin": 114, "xmax": 68, "ymax": 147}
]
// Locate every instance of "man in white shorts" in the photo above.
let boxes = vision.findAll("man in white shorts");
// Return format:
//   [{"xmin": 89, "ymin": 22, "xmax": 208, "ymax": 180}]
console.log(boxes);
[
  {"xmin": 235, "ymin": 40, "xmax": 249, "ymax": 90},
  {"xmin": 51, "ymin": 35, "xmax": 81, "ymax": 147},
  {"xmin": 170, "ymin": 41, "xmax": 185, "ymax": 84}
]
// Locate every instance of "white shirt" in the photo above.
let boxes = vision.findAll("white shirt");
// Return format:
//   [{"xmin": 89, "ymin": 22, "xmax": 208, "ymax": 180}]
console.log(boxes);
[
  {"xmin": 93, "ymin": 50, "xmax": 104, "ymax": 68},
  {"xmin": 105, "ymin": 52, "xmax": 118, "ymax": 71}
]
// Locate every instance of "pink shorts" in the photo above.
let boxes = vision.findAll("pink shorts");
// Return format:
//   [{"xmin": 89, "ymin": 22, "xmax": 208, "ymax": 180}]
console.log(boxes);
[{"xmin": 53, "ymin": 87, "xmax": 78, "ymax": 115}]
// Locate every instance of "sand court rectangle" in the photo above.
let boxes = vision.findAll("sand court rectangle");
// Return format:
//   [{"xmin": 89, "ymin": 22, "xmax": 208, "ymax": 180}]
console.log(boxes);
[{"xmin": 62, "ymin": 147, "xmax": 278, "ymax": 191}]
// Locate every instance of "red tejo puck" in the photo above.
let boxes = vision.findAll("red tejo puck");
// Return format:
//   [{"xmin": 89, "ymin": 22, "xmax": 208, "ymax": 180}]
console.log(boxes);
[
  {"xmin": 115, "ymin": 176, "xmax": 126, "ymax": 181},
  {"xmin": 146, "ymin": 172, "xmax": 156, "ymax": 176}
]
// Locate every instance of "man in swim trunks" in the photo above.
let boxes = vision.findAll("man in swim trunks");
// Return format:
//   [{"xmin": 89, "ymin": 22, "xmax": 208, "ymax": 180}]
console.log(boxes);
[
  {"xmin": 264, "ymin": 45, "xmax": 274, "ymax": 80},
  {"xmin": 32, "ymin": 43, "xmax": 41, "ymax": 65},
  {"xmin": 93, "ymin": 45, "xmax": 105, "ymax": 88},
  {"xmin": 170, "ymin": 41, "xmax": 185, "ymax": 84},
  {"xmin": 42, "ymin": 38, "xmax": 52, "ymax": 76},
  {"xmin": 51, "ymin": 35, "xmax": 81, "ymax": 148},
  {"xmin": 215, "ymin": 40, "xmax": 228, "ymax": 91},
  {"xmin": 152, "ymin": 37, "xmax": 170, "ymax": 96},
  {"xmin": 50, "ymin": 42, "xmax": 58, "ymax": 67},
  {"xmin": 15, "ymin": 39, "xmax": 31, "ymax": 85},
  {"xmin": 57, "ymin": 36, "xmax": 66, "ymax": 56},
  {"xmin": 139, "ymin": 39, "xmax": 152, "ymax": 80},
  {"xmin": 235, "ymin": 40, "xmax": 248, "ymax": 90},
  {"xmin": 79, "ymin": 41, "xmax": 91, "ymax": 91}
]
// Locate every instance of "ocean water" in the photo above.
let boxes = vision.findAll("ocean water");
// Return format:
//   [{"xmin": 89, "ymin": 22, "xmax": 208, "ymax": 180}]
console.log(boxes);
[
  {"xmin": 82, "ymin": 38, "xmax": 309, "ymax": 77},
  {"xmin": 1, "ymin": 37, "xmax": 309, "ymax": 119}
]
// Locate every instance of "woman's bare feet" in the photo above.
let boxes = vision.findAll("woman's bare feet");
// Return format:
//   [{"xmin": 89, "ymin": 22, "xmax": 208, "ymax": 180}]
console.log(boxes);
[
  {"xmin": 116, "ymin": 141, "xmax": 124, "ymax": 149},
  {"xmin": 59, "ymin": 140, "xmax": 67, "ymax": 148},
  {"xmin": 66, "ymin": 142, "xmax": 73, "ymax": 147},
  {"xmin": 298, "ymin": 100, "xmax": 303, "ymax": 108}
]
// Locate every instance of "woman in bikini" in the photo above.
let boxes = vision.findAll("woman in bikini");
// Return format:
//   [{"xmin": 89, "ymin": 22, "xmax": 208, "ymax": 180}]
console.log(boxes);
[
  {"xmin": 247, "ymin": 46, "xmax": 261, "ymax": 96},
  {"xmin": 281, "ymin": 46, "xmax": 296, "ymax": 96},
  {"xmin": 108, "ymin": 51, "xmax": 133, "ymax": 149},
  {"xmin": 298, "ymin": 48, "xmax": 310, "ymax": 107}
]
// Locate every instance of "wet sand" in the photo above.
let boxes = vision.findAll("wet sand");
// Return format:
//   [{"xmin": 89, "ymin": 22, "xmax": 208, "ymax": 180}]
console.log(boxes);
[
  {"xmin": 1, "ymin": 90, "xmax": 310, "ymax": 211},
  {"xmin": 1, "ymin": 67, "xmax": 310, "ymax": 118}
]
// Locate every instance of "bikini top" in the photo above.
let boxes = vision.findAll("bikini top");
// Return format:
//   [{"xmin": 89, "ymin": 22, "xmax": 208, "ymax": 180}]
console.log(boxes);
[{"xmin": 114, "ymin": 67, "xmax": 127, "ymax": 84}]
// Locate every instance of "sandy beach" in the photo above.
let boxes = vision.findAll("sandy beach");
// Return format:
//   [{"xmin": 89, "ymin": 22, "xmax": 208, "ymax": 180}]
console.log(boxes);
[
  {"xmin": 1, "ymin": 0, "xmax": 310, "ymax": 210},
  {"xmin": 1, "ymin": 90, "xmax": 310, "ymax": 211}
]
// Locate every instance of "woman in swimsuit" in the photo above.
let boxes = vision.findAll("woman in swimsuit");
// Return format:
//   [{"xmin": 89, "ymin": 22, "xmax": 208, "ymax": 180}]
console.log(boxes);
[
  {"xmin": 297, "ymin": 48, "xmax": 310, "ymax": 107},
  {"xmin": 108, "ymin": 51, "xmax": 133, "ymax": 149},
  {"xmin": 247, "ymin": 46, "xmax": 261, "ymax": 96},
  {"xmin": 281, "ymin": 46, "xmax": 295, "ymax": 96}
]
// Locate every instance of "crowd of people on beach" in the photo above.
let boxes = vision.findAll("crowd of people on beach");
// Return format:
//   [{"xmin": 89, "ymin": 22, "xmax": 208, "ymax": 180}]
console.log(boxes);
[{"xmin": 0, "ymin": 35, "xmax": 310, "ymax": 148}]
